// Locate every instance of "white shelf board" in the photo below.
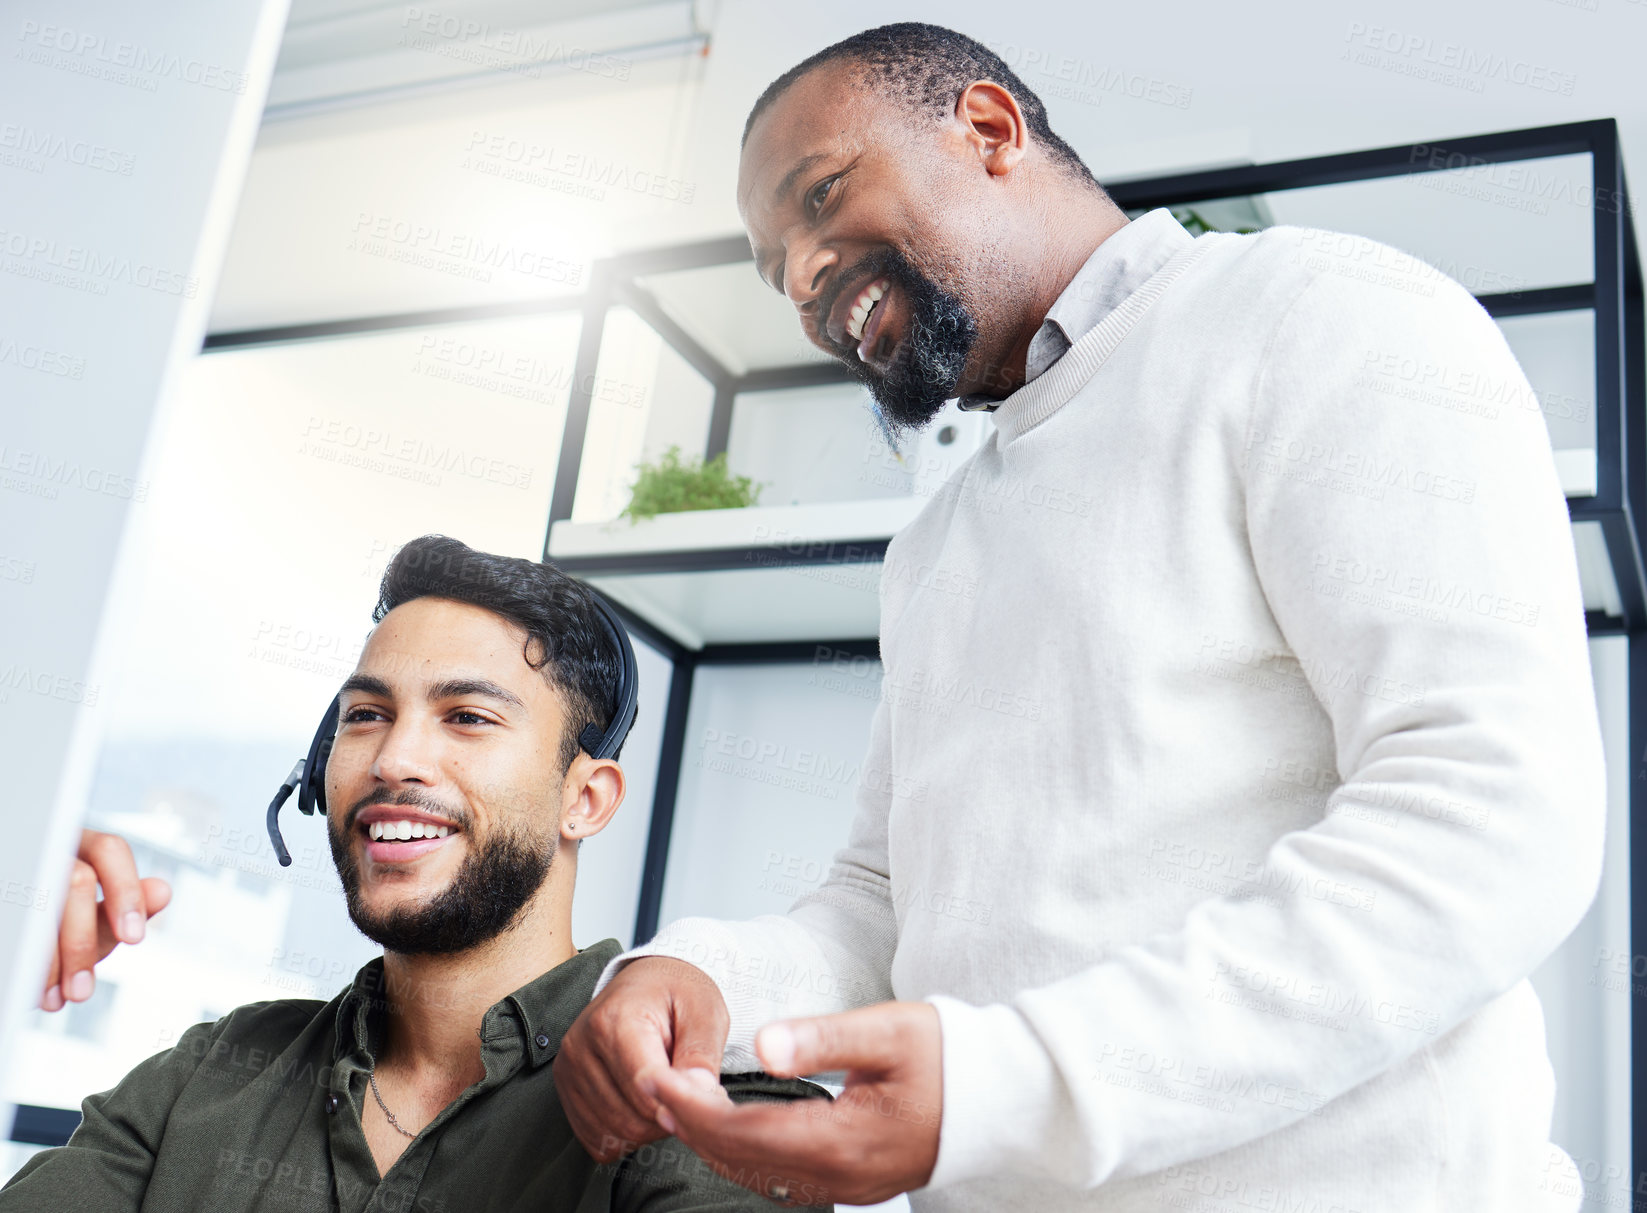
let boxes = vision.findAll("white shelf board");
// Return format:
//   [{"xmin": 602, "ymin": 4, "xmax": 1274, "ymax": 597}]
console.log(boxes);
[
  {"xmin": 548, "ymin": 497, "xmax": 929, "ymax": 650},
  {"xmin": 549, "ymin": 455, "xmax": 1608, "ymax": 648},
  {"xmin": 552, "ymin": 447, "xmax": 1594, "ymax": 563},
  {"xmin": 584, "ymin": 565, "xmax": 885, "ymax": 650},
  {"xmin": 548, "ymin": 497, "xmax": 927, "ymax": 561},
  {"xmin": 1556, "ymin": 448, "xmax": 1597, "ymax": 498}
]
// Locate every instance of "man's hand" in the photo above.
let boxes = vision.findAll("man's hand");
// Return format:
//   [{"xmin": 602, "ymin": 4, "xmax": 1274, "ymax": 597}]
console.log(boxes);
[
  {"xmin": 42, "ymin": 829, "xmax": 171, "ymax": 1012},
  {"xmin": 554, "ymin": 956, "xmax": 730, "ymax": 1163},
  {"xmin": 647, "ymin": 1001, "xmax": 942, "ymax": 1208}
]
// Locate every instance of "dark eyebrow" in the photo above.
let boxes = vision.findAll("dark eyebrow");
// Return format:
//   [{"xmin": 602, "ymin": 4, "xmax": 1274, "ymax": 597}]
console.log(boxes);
[
  {"xmin": 340, "ymin": 673, "xmax": 392, "ymax": 699},
  {"xmin": 338, "ymin": 673, "xmax": 526, "ymax": 712},
  {"xmin": 773, "ymin": 151, "xmax": 828, "ymax": 209},
  {"xmin": 427, "ymin": 677, "xmax": 526, "ymax": 710}
]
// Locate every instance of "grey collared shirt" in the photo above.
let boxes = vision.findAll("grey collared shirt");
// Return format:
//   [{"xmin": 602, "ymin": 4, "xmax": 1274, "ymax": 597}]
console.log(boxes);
[{"xmin": 957, "ymin": 207, "xmax": 1194, "ymax": 411}]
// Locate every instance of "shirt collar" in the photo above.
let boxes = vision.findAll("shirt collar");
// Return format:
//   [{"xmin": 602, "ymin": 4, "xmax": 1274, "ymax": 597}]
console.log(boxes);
[
  {"xmin": 332, "ymin": 938, "xmax": 625, "ymax": 1071},
  {"xmin": 956, "ymin": 207, "xmax": 1195, "ymax": 412}
]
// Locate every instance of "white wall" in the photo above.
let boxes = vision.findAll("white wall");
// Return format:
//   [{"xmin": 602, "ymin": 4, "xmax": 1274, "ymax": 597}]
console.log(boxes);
[
  {"xmin": 659, "ymin": 659, "xmax": 882, "ymax": 928},
  {"xmin": 0, "ymin": 0, "xmax": 289, "ymax": 1117}
]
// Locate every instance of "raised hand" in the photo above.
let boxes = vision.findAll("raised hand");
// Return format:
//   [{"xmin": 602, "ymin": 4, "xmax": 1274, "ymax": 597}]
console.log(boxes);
[{"xmin": 42, "ymin": 829, "xmax": 171, "ymax": 1011}]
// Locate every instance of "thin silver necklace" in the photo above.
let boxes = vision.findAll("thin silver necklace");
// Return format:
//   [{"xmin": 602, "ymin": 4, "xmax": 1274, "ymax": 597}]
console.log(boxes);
[{"xmin": 369, "ymin": 1064, "xmax": 418, "ymax": 1139}]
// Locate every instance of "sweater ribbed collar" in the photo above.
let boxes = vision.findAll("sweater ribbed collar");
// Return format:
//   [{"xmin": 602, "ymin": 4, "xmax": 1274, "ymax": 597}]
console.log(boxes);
[
  {"xmin": 956, "ymin": 207, "xmax": 1194, "ymax": 415},
  {"xmin": 987, "ymin": 224, "xmax": 1212, "ymax": 446}
]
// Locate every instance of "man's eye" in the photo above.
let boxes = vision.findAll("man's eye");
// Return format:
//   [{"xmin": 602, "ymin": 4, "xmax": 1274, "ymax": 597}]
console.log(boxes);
[
  {"xmin": 343, "ymin": 706, "xmax": 384, "ymax": 723},
  {"xmin": 450, "ymin": 710, "xmax": 491, "ymax": 726},
  {"xmin": 807, "ymin": 175, "xmax": 838, "ymax": 215}
]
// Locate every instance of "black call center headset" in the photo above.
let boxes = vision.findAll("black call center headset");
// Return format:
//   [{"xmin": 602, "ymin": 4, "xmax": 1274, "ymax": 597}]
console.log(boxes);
[{"xmin": 265, "ymin": 588, "xmax": 640, "ymax": 867}]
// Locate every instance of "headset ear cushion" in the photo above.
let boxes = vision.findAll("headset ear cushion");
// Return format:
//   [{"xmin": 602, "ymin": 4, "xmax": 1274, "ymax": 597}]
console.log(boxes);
[
  {"xmin": 297, "ymin": 695, "xmax": 341, "ymax": 817},
  {"xmin": 310, "ymin": 736, "xmax": 333, "ymax": 815}
]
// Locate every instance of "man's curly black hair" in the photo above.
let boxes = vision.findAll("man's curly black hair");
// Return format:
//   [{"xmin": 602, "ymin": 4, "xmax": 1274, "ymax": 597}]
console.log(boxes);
[{"xmin": 373, "ymin": 535, "xmax": 629, "ymax": 773}]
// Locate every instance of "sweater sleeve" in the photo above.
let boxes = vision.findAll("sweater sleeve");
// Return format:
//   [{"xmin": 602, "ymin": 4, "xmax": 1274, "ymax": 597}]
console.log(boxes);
[
  {"xmin": 922, "ymin": 243, "xmax": 1607, "ymax": 1190},
  {"xmin": 592, "ymin": 693, "xmax": 900, "ymax": 1071}
]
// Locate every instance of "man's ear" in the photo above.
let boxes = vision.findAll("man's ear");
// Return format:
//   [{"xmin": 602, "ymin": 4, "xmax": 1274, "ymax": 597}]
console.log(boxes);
[
  {"xmin": 561, "ymin": 756, "xmax": 625, "ymax": 843},
  {"xmin": 954, "ymin": 80, "xmax": 1028, "ymax": 179}
]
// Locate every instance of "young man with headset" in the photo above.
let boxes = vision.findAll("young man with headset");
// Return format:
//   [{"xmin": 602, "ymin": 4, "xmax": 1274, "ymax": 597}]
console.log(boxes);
[{"xmin": 7, "ymin": 534, "xmax": 829, "ymax": 1212}]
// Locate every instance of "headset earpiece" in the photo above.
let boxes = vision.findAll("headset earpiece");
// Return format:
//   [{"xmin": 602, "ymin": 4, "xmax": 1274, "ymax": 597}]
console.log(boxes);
[
  {"xmin": 579, "ymin": 593, "xmax": 640, "ymax": 763},
  {"xmin": 266, "ymin": 695, "xmax": 340, "ymax": 867}
]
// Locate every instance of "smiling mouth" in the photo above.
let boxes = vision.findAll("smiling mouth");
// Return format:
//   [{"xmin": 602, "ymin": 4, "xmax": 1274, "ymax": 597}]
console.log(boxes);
[
  {"xmin": 358, "ymin": 816, "xmax": 461, "ymax": 862},
  {"xmin": 846, "ymin": 279, "xmax": 887, "ymax": 344},
  {"xmin": 838, "ymin": 277, "xmax": 900, "ymax": 370}
]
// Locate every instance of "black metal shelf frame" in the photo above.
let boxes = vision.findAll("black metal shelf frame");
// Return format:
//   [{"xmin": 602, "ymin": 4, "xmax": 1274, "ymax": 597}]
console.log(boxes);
[{"xmin": 189, "ymin": 120, "xmax": 1647, "ymax": 1180}]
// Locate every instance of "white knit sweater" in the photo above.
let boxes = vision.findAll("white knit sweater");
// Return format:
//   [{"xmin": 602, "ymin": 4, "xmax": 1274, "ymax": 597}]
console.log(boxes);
[{"xmin": 597, "ymin": 216, "xmax": 1605, "ymax": 1212}]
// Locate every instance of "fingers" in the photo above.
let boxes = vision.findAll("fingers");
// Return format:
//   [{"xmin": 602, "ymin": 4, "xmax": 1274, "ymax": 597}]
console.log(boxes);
[
  {"xmin": 77, "ymin": 829, "xmax": 146, "ymax": 945},
  {"xmin": 756, "ymin": 1002, "xmax": 908, "ymax": 1078},
  {"xmin": 55, "ymin": 859, "xmax": 108, "ymax": 1005},
  {"xmin": 650, "ymin": 1075, "xmax": 839, "ymax": 1203},
  {"xmin": 40, "ymin": 937, "xmax": 61, "ymax": 1011},
  {"xmin": 608, "ymin": 959, "xmax": 726, "ymax": 1125},
  {"xmin": 603, "ymin": 1006, "xmax": 675, "ymax": 1126},
  {"xmin": 666, "ymin": 974, "xmax": 728, "ymax": 1080},
  {"xmin": 555, "ymin": 957, "xmax": 730, "ymax": 1163},
  {"xmin": 138, "ymin": 876, "xmax": 172, "ymax": 921},
  {"xmin": 41, "ymin": 837, "xmax": 171, "ymax": 1012},
  {"xmin": 555, "ymin": 1036, "xmax": 667, "ymax": 1161},
  {"xmin": 557, "ymin": 975, "xmax": 676, "ymax": 1160}
]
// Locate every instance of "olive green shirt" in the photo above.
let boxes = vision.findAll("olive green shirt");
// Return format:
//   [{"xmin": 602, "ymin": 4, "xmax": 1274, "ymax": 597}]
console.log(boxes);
[{"xmin": 0, "ymin": 939, "xmax": 832, "ymax": 1212}]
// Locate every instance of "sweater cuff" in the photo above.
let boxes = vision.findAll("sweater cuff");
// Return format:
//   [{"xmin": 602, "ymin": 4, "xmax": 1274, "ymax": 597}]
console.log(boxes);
[{"xmin": 923, "ymin": 993, "xmax": 1071, "ymax": 1191}]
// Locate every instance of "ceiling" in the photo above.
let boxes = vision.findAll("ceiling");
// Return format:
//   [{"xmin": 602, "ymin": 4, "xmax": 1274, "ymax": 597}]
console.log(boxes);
[{"xmin": 276, "ymin": 0, "xmax": 694, "ymax": 73}]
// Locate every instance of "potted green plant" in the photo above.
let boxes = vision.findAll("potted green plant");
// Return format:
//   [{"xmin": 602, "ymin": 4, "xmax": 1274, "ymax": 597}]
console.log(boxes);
[{"xmin": 618, "ymin": 445, "xmax": 765, "ymax": 523}]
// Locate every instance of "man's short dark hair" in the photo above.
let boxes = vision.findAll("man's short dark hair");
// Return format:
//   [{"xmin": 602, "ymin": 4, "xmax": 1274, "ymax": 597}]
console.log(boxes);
[
  {"xmin": 742, "ymin": 21, "xmax": 1102, "ymax": 191},
  {"xmin": 374, "ymin": 535, "xmax": 628, "ymax": 772}
]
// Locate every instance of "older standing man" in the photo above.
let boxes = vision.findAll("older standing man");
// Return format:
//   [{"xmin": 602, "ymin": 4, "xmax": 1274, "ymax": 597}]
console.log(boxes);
[{"xmin": 550, "ymin": 21, "xmax": 1604, "ymax": 1213}]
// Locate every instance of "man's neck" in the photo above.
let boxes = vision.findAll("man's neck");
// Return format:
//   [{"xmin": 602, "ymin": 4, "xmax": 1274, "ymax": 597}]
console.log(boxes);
[
  {"xmin": 376, "ymin": 870, "xmax": 577, "ymax": 1085},
  {"xmin": 969, "ymin": 192, "xmax": 1132, "ymax": 401}
]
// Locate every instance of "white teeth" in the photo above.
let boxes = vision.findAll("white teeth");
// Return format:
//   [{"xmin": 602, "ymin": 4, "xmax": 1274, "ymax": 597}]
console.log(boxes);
[
  {"xmin": 368, "ymin": 818, "xmax": 454, "ymax": 841},
  {"xmin": 846, "ymin": 281, "xmax": 886, "ymax": 342}
]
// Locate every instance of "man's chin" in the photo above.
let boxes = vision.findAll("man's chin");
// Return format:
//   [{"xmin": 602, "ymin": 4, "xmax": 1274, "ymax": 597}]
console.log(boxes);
[
  {"xmin": 333, "ymin": 820, "xmax": 554, "ymax": 956},
  {"xmin": 345, "ymin": 896, "xmax": 471, "ymax": 957},
  {"xmin": 866, "ymin": 378, "xmax": 957, "ymax": 440},
  {"xmin": 850, "ymin": 338, "xmax": 974, "ymax": 438}
]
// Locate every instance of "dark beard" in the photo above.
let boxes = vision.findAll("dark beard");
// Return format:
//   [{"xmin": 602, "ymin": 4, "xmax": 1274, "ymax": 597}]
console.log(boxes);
[
  {"xmin": 834, "ymin": 246, "xmax": 979, "ymax": 446},
  {"xmin": 328, "ymin": 789, "xmax": 557, "ymax": 956}
]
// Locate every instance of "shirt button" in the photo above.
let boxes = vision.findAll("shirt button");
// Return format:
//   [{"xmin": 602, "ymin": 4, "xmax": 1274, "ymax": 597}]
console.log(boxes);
[
  {"xmin": 534, "ymin": 1034, "xmax": 551, "ymax": 1049},
  {"xmin": 325, "ymin": 1094, "xmax": 340, "ymax": 1114}
]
